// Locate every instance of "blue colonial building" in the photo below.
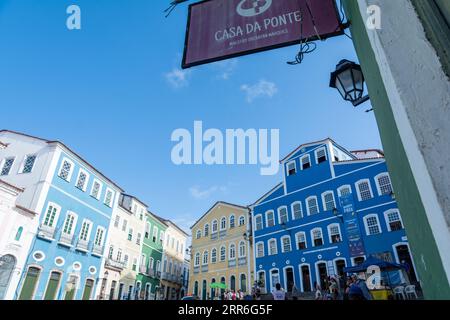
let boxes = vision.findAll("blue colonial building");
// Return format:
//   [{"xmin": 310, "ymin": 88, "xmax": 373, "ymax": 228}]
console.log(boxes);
[
  {"xmin": 250, "ymin": 139, "xmax": 417, "ymax": 294},
  {"xmin": 0, "ymin": 130, "xmax": 123, "ymax": 300}
]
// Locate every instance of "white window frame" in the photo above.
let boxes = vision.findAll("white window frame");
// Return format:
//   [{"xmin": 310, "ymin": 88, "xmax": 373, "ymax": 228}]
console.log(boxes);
[
  {"xmin": 300, "ymin": 154, "xmax": 311, "ymax": 170},
  {"xmin": 211, "ymin": 248, "xmax": 217, "ymax": 263},
  {"xmin": 315, "ymin": 147, "xmax": 327, "ymax": 164},
  {"xmin": 204, "ymin": 223, "xmax": 210, "ymax": 237},
  {"xmin": 254, "ymin": 214, "xmax": 263, "ymax": 231},
  {"xmin": 104, "ymin": 188, "xmax": 114, "ymax": 207},
  {"xmin": 229, "ymin": 214, "xmax": 236, "ymax": 229},
  {"xmin": 75, "ymin": 168, "xmax": 90, "ymax": 192},
  {"xmin": 311, "ymin": 227, "xmax": 323, "ymax": 247},
  {"xmin": 0, "ymin": 157, "xmax": 15, "ymax": 176},
  {"xmin": 202, "ymin": 250, "xmax": 209, "ymax": 265},
  {"xmin": 238, "ymin": 241, "xmax": 246, "ymax": 258},
  {"xmin": 291, "ymin": 201, "xmax": 303, "ymax": 220},
  {"xmin": 220, "ymin": 246, "xmax": 226, "ymax": 262},
  {"xmin": 194, "ymin": 253, "xmax": 200, "ymax": 267},
  {"xmin": 277, "ymin": 206, "xmax": 289, "ymax": 225},
  {"xmin": 19, "ymin": 154, "xmax": 37, "ymax": 174},
  {"xmin": 79, "ymin": 219, "xmax": 93, "ymax": 241},
  {"xmin": 355, "ymin": 179, "xmax": 374, "ymax": 201},
  {"xmin": 384, "ymin": 209, "xmax": 404, "ymax": 232},
  {"xmin": 280, "ymin": 235, "xmax": 292, "ymax": 253},
  {"xmin": 337, "ymin": 185, "xmax": 352, "ymax": 197},
  {"xmin": 375, "ymin": 173, "xmax": 393, "ymax": 196},
  {"xmin": 220, "ymin": 216, "xmax": 227, "ymax": 231},
  {"xmin": 94, "ymin": 226, "xmax": 106, "ymax": 246},
  {"xmin": 43, "ymin": 202, "xmax": 62, "ymax": 228},
  {"xmin": 265, "ymin": 210, "xmax": 275, "ymax": 228},
  {"xmin": 327, "ymin": 223, "xmax": 342, "ymax": 244},
  {"xmin": 238, "ymin": 215, "xmax": 245, "ymax": 226},
  {"xmin": 212, "ymin": 220, "xmax": 218, "ymax": 233},
  {"xmin": 363, "ymin": 214, "xmax": 382, "ymax": 236},
  {"xmin": 295, "ymin": 231, "xmax": 307, "ymax": 250},
  {"xmin": 196, "ymin": 230, "xmax": 201, "ymax": 239},
  {"xmin": 90, "ymin": 179, "xmax": 103, "ymax": 200},
  {"xmin": 256, "ymin": 242, "xmax": 265, "ymax": 258},
  {"xmin": 286, "ymin": 160, "xmax": 297, "ymax": 176},
  {"xmin": 268, "ymin": 238, "xmax": 278, "ymax": 256},
  {"xmin": 62, "ymin": 211, "xmax": 78, "ymax": 235},
  {"xmin": 58, "ymin": 157, "xmax": 75, "ymax": 182},
  {"xmin": 321, "ymin": 191, "xmax": 336, "ymax": 212},
  {"xmin": 306, "ymin": 196, "xmax": 319, "ymax": 215},
  {"xmin": 229, "ymin": 243, "xmax": 236, "ymax": 260}
]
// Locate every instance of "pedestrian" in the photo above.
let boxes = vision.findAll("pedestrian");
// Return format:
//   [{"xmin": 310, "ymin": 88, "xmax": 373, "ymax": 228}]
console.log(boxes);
[
  {"xmin": 329, "ymin": 277, "xmax": 339, "ymax": 300},
  {"xmin": 314, "ymin": 281, "xmax": 322, "ymax": 300},
  {"xmin": 292, "ymin": 284, "xmax": 300, "ymax": 300},
  {"xmin": 272, "ymin": 283, "xmax": 286, "ymax": 300},
  {"xmin": 348, "ymin": 275, "xmax": 372, "ymax": 300}
]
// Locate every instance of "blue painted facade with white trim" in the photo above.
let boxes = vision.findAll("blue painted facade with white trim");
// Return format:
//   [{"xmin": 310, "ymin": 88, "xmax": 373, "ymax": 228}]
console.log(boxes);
[{"xmin": 251, "ymin": 139, "xmax": 417, "ymax": 294}]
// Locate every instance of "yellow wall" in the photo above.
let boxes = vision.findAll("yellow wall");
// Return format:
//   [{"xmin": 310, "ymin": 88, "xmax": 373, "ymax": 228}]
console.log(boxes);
[{"xmin": 189, "ymin": 202, "xmax": 254, "ymax": 299}]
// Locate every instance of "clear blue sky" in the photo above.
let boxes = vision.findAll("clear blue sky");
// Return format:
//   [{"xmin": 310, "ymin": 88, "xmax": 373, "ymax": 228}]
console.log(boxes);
[{"xmin": 0, "ymin": 0, "xmax": 382, "ymax": 233}]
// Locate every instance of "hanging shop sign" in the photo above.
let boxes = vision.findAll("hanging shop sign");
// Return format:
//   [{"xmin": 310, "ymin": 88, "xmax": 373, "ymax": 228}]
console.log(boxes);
[
  {"xmin": 182, "ymin": 0, "xmax": 344, "ymax": 68},
  {"xmin": 339, "ymin": 194, "xmax": 366, "ymax": 258}
]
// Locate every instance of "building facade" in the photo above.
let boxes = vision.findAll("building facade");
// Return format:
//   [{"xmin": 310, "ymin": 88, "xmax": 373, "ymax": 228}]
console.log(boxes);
[
  {"xmin": 136, "ymin": 212, "xmax": 167, "ymax": 300},
  {"xmin": 190, "ymin": 202, "xmax": 253, "ymax": 300},
  {"xmin": 251, "ymin": 139, "xmax": 417, "ymax": 294},
  {"xmin": 0, "ymin": 130, "xmax": 122, "ymax": 300},
  {"xmin": 0, "ymin": 179, "xmax": 38, "ymax": 300},
  {"xmin": 96, "ymin": 194, "xmax": 146, "ymax": 300},
  {"xmin": 160, "ymin": 219, "xmax": 189, "ymax": 300}
]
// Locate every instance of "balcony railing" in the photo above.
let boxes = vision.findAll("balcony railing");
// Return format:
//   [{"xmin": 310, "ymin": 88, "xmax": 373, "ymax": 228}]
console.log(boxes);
[
  {"xmin": 139, "ymin": 265, "xmax": 146, "ymax": 274},
  {"xmin": 105, "ymin": 258, "xmax": 126, "ymax": 270},
  {"xmin": 228, "ymin": 259, "xmax": 236, "ymax": 267},
  {"xmin": 238, "ymin": 257, "xmax": 247, "ymax": 266},
  {"xmin": 161, "ymin": 272, "xmax": 170, "ymax": 281},
  {"xmin": 147, "ymin": 268, "xmax": 156, "ymax": 278},
  {"xmin": 37, "ymin": 224, "xmax": 56, "ymax": 240},
  {"xmin": 92, "ymin": 244, "xmax": 104, "ymax": 256},
  {"xmin": 76, "ymin": 239, "xmax": 90, "ymax": 252},
  {"xmin": 58, "ymin": 232, "xmax": 74, "ymax": 247},
  {"xmin": 156, "ymin": 271, "xmax": 161, "ymax": 279},
  {"xmin": 201, "ymin": 265, "xmax": 209, "ymax": 273}
]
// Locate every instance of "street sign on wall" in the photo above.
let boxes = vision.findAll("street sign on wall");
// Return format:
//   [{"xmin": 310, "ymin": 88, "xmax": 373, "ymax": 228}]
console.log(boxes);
[{"xmin": 182, "ymin": 0, "xmax": 344, "ymax": 68}]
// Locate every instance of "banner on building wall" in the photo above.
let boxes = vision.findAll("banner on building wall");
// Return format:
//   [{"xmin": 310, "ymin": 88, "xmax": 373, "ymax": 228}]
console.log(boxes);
[
  {"xmin": 339, "ymin": 194, "xmax": 366, "ymax": 258},
  {"xmin": 182, "ymin": 0, "xmax": 344, "ymax": 68}
]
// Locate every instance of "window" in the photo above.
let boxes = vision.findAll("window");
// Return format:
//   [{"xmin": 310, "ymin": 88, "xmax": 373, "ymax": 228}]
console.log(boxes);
[
  {"xmin": 196, "ymin": 230, "xmax": 201, "ymax": 239},
  {"xmin": 311, "ymin": 228, "xmax": 323, "ymax": 247},
  {"xmin": 144, "ymin": 222, "xmax": 150, "ymax": 238},
  {"xmin": 306, "ymin": 196, "xmax": 319, "ymax": 215},
  {"xmin": 220, "ymin": 217, "xmax": 227, "ymax": 230},
  {"xmin": 123, "ymin": 254, "xmax": 128, "ymax": 266},
  {"xmin": 114, "ymin": 215, "xmax": 120, "ymax": 228},
  {"xmin": 211, "ymin": 248, "xmax": 217, "ymax": 263},
  {"xmin": 79, "ymin": 220, "xmax": 92, "ymax": 241},
  {"xmin": 363, "ymin": 214, "xmax": 381, "ymax": 235},
  {"xmin": 286, "ymin": 161, "xmax": 296, "ymax": 176},
  {"xmin": 338, "ymin": 185, "xmax": 352, "ymax": 197},
  {"xmin": 160, "ymin": 231, "xmax": 164, "ymax": 244},
  {"xmin": 128, "ymin": 228, "xmax": 133, "ymax": 241},
  {"xmin": 281, "ymin": 236, "xmax": 292, "ymax": 253},
  {"xmin": 328, "ymin": 224, "xmax": 342, "ymax": 243},
  {"xmin": 62, "ymin": 212, "xmax": 77, "ymax": 235},
  {"xmin": 104, "ymin": 188, "xmax": 114, "ymax": 207},
  {"xmin": 90, "ymin": 180, "xmax": 102, "ymax": 199},
  {"xmin": 239, "ymin": 241, "xmax": 246, "ymax": 257},
  {"xmin": 75, "ymin": 169, "xmax": 89, "ymax": 191},
  {"xmin": 255, "ymin": 215, "xmax": 263, "ymax": 231},
  {"xmin": 291, "ymin": 202, "xmax": 302, "ymax": 220},
  {"xmin": 152, "ymin": 227, "xmax": 158, "ymax": 242},
  {"xmin": 141, "ymin": 254, "xmax": 146, "ymax": 268},
  {"xmin": 229, "ymin": 244, "xmax": 236, "ymax": 260},
  {"xmin": 229, "ymin": 215, "xmax": 235, "ymax": 229},
  {"xmin": 136, "ymin": 233, "xmax": 141, "ymax": 245},
  {"xmin": 266, "ymin": 211, "xmax": 275, "ymax": 227},
  {"xmin": 356, "ymin": 180, "xmax": 373, "ymax": 201},
  {"xmin": 202, "ymin": 251, "xmax": 209, "ymax": 265},
  {"xmin": 22, "ymin": 155, "xmax": 36, "ymax": 173},
  {"xmin": 94, "ymin": 227, "xmax": 105, "ymax": 246},
  {"xmin": 295, "ymin": 232, "xmax": 307, "ymax": 250},
  {"xmin": 384, "ymin": 210, "xmax": 403, "ymax": 231},
  {"xmin": 376, "ymin": 173, "xmax": 393, "ymax": 196},
  {"xmin": 117, "ymin": 249, "xmax": 123, "ymax": 262},
  {"xmin": 220, "ymin": 246, "xmax": 226, "ymax": 261},
  {"xmin": 15, "ymin": 226, "xmax": 24, "ymax": 241},
  {"xmin": 239, "ymin": 215, "xmax": 245, "ymax": 226},
  {"xmin": 256, "ymin": 242, "xmax": 264, "ymax": 258},
  {"xmin": 322, "ymin": 191, "xmax": 336, "ymax": 212},
  {"xmin": 108, "ymin": 246, "xmax": 114, "ymax": 259},
  {"xmin": 315, "ymin": 148, "xmax": 327, "ymax": 164},
  {"xmin": 212, "ymin": 220, "xmax": 218, "ymax": 233},
  {"xmin": 156, "ymin": 260, "xmax": 161, "ymax": 272},
  {"xmin": 268, "ymin": 239, "xmax": 277, "ymax": 255},
  {"xmin": 43, "ymin": 203, "xmax": 61, "ymax": 228},
  {"xmin": 301, "ymin": 155, "xmax": 311, "ymax": 170},
  {"xmin": 278, "ymin": 206, "xmax": 288, "ymax": 224},
  {"xmin": 1, "ymin": 157, "xmax": 14, "ymax": 176},
  {"xmin": 149, "ymin": 257, "xmax": 154, "ymax": 270},
  {"xmin": 132, "ymin": 258, "xmax": 137, "ymax": 271},
  {"xmin": 204, "ymin": 224, "xmax": 209, "ymax": 237},
  {"xmin": 122, "ymin": 219, "xmax": 127, "ymax": 232},
  {"xmin": 194, "ymin": 253, "xmax": 200, "ymax": 267},
  {"xmin": 58, "ymin": 158, "xmax": 74, "ymax": 181}
]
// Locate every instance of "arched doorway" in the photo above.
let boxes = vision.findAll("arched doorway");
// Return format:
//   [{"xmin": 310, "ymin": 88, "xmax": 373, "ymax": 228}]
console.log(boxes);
[
  {"xmin": 0, "ymin": 255, "xmax": 16, "ymax": 300},
  {"xmin": 334, "ymin": 259, "xmax": 346, "ymax": 278},
  {"xmin": 211, "ymin": 278, "xmax": 216, "ymax": 299},
  {"xmin": 220, "ymin": 277, "xmax": 226, "ymax": 297},
  {"xmin": 270, "ymin": 269, "xmax": 280, "ymax": 292},
  {"xmin": 19, "ymin": 266, "xmax": 41, "ymax": 300},
  {"xmin": 240, "ymin": 274, "xmax": 246, "ymax": 293},
  {"xmin": 300, "ymin": 264, "xmax": 311, "ymax": 292},
  {"xmin": 230, "ymin": 275, "xmax": 236, "ymax": 292},
  {"xmin": 284, "ymin": 267, "xmax": 295, "ymax": 293},
  {"xmin": 395, "ymin": 244, "xmax": 418, "ymax": 283},
  {"xmin": 202, "ymin": 280, "xmax": 207, "ymax": 300},
  {"xmin": 316, "ymin": 262, "xmax": 328, "ymax": 290},
  {"xmin": 193, "ymin": 281, "xmax": 199, "ymax": 296}
]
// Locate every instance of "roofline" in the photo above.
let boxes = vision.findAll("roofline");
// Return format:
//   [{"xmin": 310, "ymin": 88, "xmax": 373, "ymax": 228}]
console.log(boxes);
[
  {"xmin": 121, "ymin": 193, "xmax": 149, "ymax": 208},
  {"xmin": 0, "ymin": 179, "xmax": 24, "ymax": 193},
  {"xmin": 158, "ymin": 217, "xmax": 190, "ymax": 237},
  {"xmin": 16, "ymin": 205, "xmax": 39, "ymax": 216},
  {"xmin": 147, "ymin": 211, "xmax": 170, "ymax": 228},
  {"xmin": 190, "ymin": 201, "xmax": 248, "ymax": 230},
  {"xmin": 350, "ymin": 149, "xmax": 385, "ymax": 156},
  {"xmin": 280, "ymin": 138, "xmax": 333, "ymax": 163},
  {"xmin": 250, "ymin": 182, "xmax": 284, "ymax": 207},
  {"xmin": 0, "ymin": 130, "xmax": 124, "ymax": 192},
  {"xmin": 334, "ymin": 157, "xmax": 385, "ymax": 164}
]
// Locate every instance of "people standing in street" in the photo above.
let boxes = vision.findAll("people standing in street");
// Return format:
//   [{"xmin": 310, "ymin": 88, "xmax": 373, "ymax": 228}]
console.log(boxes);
[
  {"xmin": 272, "ymin": 283, "xmax": 286, "ymax": 300},
  {"xmin": 314, "ymin": 281, "xmax": 322, "ymax": 300}
]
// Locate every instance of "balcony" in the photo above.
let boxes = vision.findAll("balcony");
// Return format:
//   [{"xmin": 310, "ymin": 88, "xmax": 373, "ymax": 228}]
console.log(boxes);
[
  {"xmin": 201, "ymin": 265, "xmax": 209, "ymax": 273},
  {"xmin": 92, "ymin": 244, "xmax": 104, "ymax": 257},
  {"xmin": 238, "ymin": 257, "xmax": 247, "ymax": 266},
  {"xmin": 139, "ymin": 265, "xmax": 146, "ymax": 274},
  {"xmin": 76, "ymin": 239, "xmax": 90, "ymax": 253},
  {"xmin": 37, "ymin": 224, "xmax": 56, "ymax": 240},
  {"xmin": 219, "ymin": 230, "xmax": 227, "ymax": 239},
  {"xmin": 228, "ymin": 259, "xmax": 236, "ymax": 267},
  {"xmin": 193, "ymin": 267, "xmax": 200, "ymax": 274},
  {"xmin": 147, "ymin": 268, "xmax": 156, "ymax": 278},
  {"xmin": 161, "ymin": 272, "xmax": 170, "ymax": 281},
  {"xmin": 210, "ymin": 233, "xmax": 218, "ymax": 240},
  {"xmin": 58, "ymin": 232, "xmax": 74, "ymax": 247},
  {"xmin": 105, "ymin": 258, "xmax": 126, "ymax": 271}
]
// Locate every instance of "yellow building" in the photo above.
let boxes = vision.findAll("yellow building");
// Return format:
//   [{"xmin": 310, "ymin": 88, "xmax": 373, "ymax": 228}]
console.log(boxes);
[{"xmin": 189, "ymin": 202, "xmax": 253, "ymax": 300}]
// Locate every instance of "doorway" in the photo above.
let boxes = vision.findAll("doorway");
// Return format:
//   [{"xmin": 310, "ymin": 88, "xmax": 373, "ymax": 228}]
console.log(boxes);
[
  {"xmin": 395, "ymin": 244, "xmax": 418, "ymax": 283},
  {"xmin": 335, "ymin": 259, "xmax": 346, "ymax": 278},
  {"xmin": 0, "ymin": 255, "xmax": 16, "ymax": 300},
  {"xmin": 316, "ymin": 262, "xmax": 328, "ymax": 290},
  {"xmin": 118, "ymin": 283, "xmax": 124, "ymax": 300},
  {"xmin": 300, "ymin": 265, "xmax": 311, "ymax": 292},
  {"xmin": 284, "ymin": 267, "xmax": 295, "ymax": 293}
]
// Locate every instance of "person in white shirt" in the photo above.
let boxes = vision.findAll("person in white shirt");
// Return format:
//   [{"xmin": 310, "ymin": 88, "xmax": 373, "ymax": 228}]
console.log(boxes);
[{"xmin": 272, "ymin": 283, "xmax": 286, "ymax": 300}]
